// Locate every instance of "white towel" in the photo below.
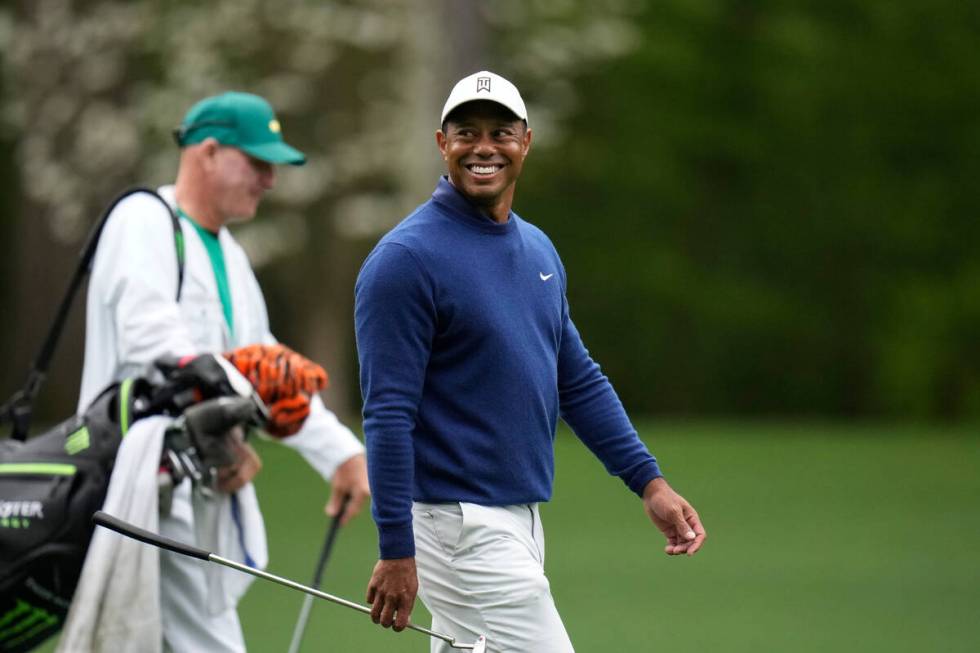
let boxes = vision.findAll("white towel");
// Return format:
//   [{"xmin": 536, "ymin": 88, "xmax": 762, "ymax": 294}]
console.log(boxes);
[
  {"xmin": 57, "ymin": 416, "xmax": 169, "ymax": 653},
  {"xmin": 193, "ymin": 479, "xmax": 268, "ymax": 616},
  {"xmin": 57, "ymin": 418, "xmax": 270, "ymax": 651}
]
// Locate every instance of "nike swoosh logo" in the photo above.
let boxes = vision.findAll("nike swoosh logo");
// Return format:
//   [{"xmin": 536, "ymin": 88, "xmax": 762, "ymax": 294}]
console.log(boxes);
[{"xmin": 539, "ymin": 272, "xmax": 554, "ymax": 281}]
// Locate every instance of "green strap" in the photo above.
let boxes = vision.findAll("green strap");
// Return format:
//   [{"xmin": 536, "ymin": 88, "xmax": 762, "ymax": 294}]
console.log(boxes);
[
  {"xmin": 176, "ymin": 208, "xmax": 235, "ymax": 338},
  {"xmin": 0, "ymin": 463, "xmax": 76, "ymax": 476},
  {"xmin": 174, "ymin": 227, "xmax": 186, "ymax": 296},
  {"xmin": 119, "ymin": 378, "xmax": 134, "ymax": 436}
]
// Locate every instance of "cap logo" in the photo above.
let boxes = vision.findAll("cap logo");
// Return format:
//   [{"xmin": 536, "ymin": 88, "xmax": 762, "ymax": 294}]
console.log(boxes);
[
  {"xmin": 476, "ymin": 77, "xmax": 491, "ymax": 93},
  {"xmin": 268, "ymin": 119, "xmax": 281, "ymax": 133}
]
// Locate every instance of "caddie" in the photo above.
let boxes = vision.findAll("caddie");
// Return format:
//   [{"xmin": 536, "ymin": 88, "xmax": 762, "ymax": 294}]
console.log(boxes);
[
  {"xmin": 355, "ymin": 71, "xmax": 707, "ymax": 652},
  {"xmin": 75, "ymin": 91, "xmax": 370, "ymax": 652}
]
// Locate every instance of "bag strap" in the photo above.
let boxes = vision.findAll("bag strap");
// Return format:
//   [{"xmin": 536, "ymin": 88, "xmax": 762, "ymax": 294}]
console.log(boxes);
[{"xmin": 0, "ymin": 187, "xmax": 184, "ymax": 440}]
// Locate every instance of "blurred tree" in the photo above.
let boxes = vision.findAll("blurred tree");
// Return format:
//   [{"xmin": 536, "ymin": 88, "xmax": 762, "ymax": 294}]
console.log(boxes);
[
  {"xmin": 0, "ymin": 0, "xmax": 638, "ymax": 425},
  {"xmin": 508, "ymin": 0, "xmax": 980, "ymax": 418},
  {"xmin": 0, "ymin": 0, "xmax": 453, "ymax": 422},
  {"xmin": 1, "ymin": 0, "xmax": 976, "ymax": 423}
]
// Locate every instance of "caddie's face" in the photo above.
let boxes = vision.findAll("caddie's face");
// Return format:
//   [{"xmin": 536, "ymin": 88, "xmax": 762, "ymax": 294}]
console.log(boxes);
[
  {"xmin": 437, "ymin": 101, "xmax": 531, "ymax": 213},
  {"xmin": 210, "ymin": 145, "xmax": 277, "ymax": 222}
]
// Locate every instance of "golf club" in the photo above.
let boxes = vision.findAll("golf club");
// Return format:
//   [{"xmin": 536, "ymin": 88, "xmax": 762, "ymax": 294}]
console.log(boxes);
[
  {"xmin": 92, "ymin": 510, "xmax": 487, "ymax": 652},
  {"xmin": 287, "ymin": 497, "xmax": 349, "ymax": 653}
]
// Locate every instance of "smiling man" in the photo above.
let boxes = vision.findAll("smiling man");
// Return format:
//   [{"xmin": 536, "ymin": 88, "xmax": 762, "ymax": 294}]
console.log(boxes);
[{"xmin": 355, "ymin": 71, "xmax": 706, "ymax": 652}]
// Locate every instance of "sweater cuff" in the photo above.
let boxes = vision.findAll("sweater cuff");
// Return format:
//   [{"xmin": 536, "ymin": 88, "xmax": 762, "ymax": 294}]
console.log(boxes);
[
  {"xmin": 378, "ymin": 523, "xmax": 416, "ymax": 559},
  {"xmin": 628, "ymin": 461, "xmax": 663, "ymax": 497}
]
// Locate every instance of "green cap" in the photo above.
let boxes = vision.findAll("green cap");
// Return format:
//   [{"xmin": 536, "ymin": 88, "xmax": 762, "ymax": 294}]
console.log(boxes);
[{"xmin": 174, "ymin": 91, "xmax": 306, "ymax": 165}]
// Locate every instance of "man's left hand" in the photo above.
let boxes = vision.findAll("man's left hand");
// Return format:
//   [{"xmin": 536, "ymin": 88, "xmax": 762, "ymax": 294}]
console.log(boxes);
[
  {"xmin": 325, "ymin": 453, "xmax": 370, "ymax": 525},
  {"xmin": 642, "ymin": 477, "xmax": 706, "ymax": 556}
]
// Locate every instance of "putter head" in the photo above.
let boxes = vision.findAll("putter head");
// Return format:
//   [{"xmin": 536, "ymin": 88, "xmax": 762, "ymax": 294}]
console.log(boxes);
[{"xmin": 450, "ymin": 634, "xmax": 487, "ymax": 652}]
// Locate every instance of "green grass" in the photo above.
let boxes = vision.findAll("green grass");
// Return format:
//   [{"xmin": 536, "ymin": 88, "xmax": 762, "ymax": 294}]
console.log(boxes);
[
  {"xmin": 241, "ymin": 421, "xmax": 980, "ymax": 652},
  {"xmin": 35, "ymin": 421, "xmax": 980, "ymax": 651}
]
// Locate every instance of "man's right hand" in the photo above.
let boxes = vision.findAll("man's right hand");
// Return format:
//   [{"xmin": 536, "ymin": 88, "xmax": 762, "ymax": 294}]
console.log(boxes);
[{"xmin": 366, "ymin": 557, "xmax": 418, "ymax": 632}]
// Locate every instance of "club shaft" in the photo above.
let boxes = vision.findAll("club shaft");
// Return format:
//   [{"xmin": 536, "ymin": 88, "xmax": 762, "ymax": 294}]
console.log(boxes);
[
  {"xmin": 92, "ymin": 510, "xmax": 479, "ymax": 650},
  {"xmin": 210, "ymin": 554, "xmax": 473, "ymax": 649},
  {"xmin": 286, "ymin": 594, "xmax": 316, "ymax": 653},
  {"xmin": 288, "ymin": 503, "xmax": 347, "ymax": 653}
]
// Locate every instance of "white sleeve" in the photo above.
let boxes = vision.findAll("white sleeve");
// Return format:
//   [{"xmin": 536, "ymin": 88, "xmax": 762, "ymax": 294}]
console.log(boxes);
[
  {"xmin": 229, "ymin": 248, "xmax": 365, "ymax": 481},
  {"xmin": 220, "ymin": 234, "xmax": 364, "ymax": 480},
  {"xmin": 105, "ymin": 194, "xmax": 197, "ymax": 375},
  {"xmin": 277, "ymin": 394, "xmax": 365, "ymax": 481}
]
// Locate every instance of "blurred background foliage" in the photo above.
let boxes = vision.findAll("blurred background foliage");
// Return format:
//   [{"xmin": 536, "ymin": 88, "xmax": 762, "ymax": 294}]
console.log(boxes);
[
  {"xmin": 514, "ymin": 0, "xmax": 980, "ymax": 419},
  {"xmin": 0, "ymin": 0, "xmax": 978, "ymax": 424}
]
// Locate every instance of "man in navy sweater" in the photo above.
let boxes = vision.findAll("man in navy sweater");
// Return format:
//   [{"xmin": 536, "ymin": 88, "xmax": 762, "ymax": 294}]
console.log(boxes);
[{"xmin": 355, "ymin": 71, "xmax": 706, "ymax": 652}]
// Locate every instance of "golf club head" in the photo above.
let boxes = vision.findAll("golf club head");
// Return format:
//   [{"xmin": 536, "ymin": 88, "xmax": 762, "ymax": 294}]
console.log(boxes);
[{"xmin": 463, "ymin": 635, "xmax": 487, "ymax": 652}]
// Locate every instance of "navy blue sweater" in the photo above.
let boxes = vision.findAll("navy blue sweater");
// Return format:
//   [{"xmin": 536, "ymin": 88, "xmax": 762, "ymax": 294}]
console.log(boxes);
[{"xmin": 355, "ymin": 178, "xmax": 662, "ymax": 559}]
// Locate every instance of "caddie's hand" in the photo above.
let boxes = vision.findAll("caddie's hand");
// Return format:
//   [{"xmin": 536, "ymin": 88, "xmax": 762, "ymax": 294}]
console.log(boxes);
[
  {"xmin": 366, "ymin": 557, "xmax": 418, "ymax": 632},
  {"xmin": 642, "ymin": 477, "xmax": 706, "ymax": 556},
  {"xmin": 326, "ymin": 453, "xmax": 370, "ymax": 526},
  {"xmin": 217, "ymin": 438, "xmax": 262, "ymax": 494}
]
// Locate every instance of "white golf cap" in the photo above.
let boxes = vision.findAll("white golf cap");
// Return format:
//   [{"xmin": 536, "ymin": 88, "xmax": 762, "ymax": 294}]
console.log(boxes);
[{"xmin": 440, "ymin": 70, "xmax": 528, "ymax": 125}]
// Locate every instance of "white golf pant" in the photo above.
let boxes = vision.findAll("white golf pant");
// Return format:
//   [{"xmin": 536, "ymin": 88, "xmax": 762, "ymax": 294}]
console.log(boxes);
[
  {"xmin": 159, "ymin": 484, "xmax": 246, "ymax": 653},
  {"xmin": 412, "ymin": 502, "xmax": 575, "ymax": 653}
]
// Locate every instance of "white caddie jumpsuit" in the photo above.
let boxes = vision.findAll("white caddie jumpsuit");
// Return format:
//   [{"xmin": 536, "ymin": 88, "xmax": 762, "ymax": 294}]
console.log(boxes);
[{"xmin": 76, "ymin": 186, "xmax": 364, "ymax": 652}]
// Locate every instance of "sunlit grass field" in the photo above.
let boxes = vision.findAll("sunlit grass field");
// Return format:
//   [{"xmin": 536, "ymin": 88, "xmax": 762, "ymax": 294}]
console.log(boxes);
[{"xmin": 234, "ymin": 421, "xmax": 979, "ymax": 652}]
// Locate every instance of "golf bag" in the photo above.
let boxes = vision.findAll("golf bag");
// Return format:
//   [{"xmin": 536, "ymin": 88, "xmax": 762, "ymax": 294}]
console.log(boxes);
[
  {"xmin": 0, "ymin": 379, "xmax": 147, "ymax": 651},
  {"xmin": 0, "ymin": 187, "xmax": 186, "ymax": 651},
  {"xmin": 0, "ymin": 355, "xmax": 266, "ymax": 652}
]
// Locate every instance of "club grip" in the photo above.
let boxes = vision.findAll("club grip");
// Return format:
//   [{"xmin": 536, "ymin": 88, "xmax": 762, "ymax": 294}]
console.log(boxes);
[{"xmin": 92, "ymin": 510, "xmax": 211, "ymax": 561}]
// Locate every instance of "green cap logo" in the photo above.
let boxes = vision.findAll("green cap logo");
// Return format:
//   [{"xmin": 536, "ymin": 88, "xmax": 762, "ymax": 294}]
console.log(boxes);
[{"xmin": 174, "ymin": 92, "xmax": 306, "ymax": 166}]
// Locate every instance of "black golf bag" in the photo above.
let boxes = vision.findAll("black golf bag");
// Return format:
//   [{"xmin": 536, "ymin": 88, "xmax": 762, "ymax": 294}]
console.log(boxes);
[
  {"xmin": 0, "ymin": 356, "xmax": 265, "ymax": 652},
  {"xmin": 0, "ymin": 379, "xmax": 148, "ymax": 651},
  {"xmin": 0, "ymin": 187, "xmax": 267, "ymax": 651},
  {"xmin": 0, "ymin": 187, "xmax": 186, "ymax": 651}
]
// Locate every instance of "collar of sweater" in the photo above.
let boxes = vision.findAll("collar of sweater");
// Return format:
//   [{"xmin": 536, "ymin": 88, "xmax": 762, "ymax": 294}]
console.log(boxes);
[{"xmin": 430, "ymin": 176, "xmax": 518, "ymax": 235}]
